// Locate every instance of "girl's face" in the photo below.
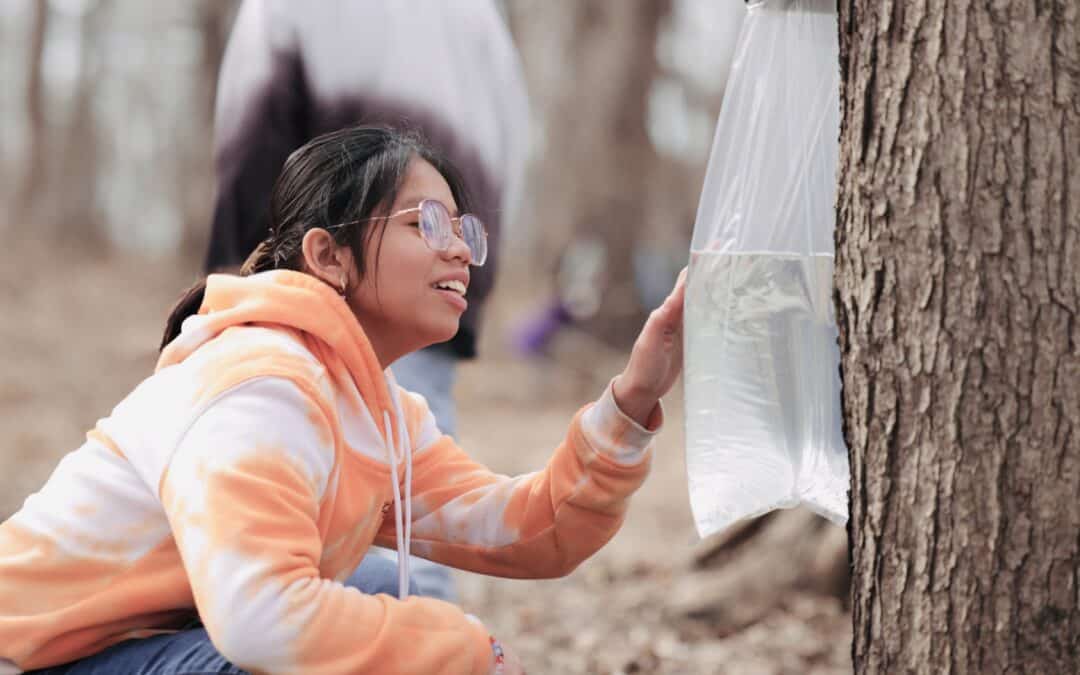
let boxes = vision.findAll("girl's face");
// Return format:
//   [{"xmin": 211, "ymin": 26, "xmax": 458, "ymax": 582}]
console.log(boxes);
[{"xmin": 348, "ymin": 158, "xmax": 472, "ymax": 363}]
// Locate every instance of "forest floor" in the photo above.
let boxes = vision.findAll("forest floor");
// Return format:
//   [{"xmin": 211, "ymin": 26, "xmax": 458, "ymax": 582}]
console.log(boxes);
[{"xmin": 0, "ymin": 240, "xmax": 851, "ymax": 674}]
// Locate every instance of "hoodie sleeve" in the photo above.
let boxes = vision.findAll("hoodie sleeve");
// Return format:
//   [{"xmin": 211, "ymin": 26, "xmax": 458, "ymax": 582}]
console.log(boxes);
[
  {"xmin": 159, "ymin": 377, "xmax": 493, "ymax": 675},
  {"xmin": 378, "ymin": 382, "xmax": 660, "ymax": 578}
]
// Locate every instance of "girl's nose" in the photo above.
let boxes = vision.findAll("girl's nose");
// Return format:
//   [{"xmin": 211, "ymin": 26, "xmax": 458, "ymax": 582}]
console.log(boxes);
[{"xmin": 441, "ymin": 232, "xmax": 472, "ymax": 265}]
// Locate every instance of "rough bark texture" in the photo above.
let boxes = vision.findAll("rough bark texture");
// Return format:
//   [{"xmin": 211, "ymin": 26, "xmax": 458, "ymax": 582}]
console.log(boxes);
[{"xmin": 836, "ymin": 1, "xmax": 1079, "ymax": 673}]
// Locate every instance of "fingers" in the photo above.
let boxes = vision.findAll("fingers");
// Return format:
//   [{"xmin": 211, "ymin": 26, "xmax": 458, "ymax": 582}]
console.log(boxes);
[
  {"xmin": 655, "ymin": 266, "xmax": 687, "ymax": 331},
  {"xmin": 670, "ymin": 270, "xmax": 686, "ymax": 323},
  {"xmin": 672, "ymin": 266, "xmax": 687, "ymax": 306},
  {"xmin": 635, "ymin": 266, "xmax": 688, "ymax": 348}
]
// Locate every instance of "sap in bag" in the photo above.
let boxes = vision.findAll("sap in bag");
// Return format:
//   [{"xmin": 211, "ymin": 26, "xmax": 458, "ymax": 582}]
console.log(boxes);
[{"xmin": 684, "ymin": 0, "xmax": 848, "ymax": 537}]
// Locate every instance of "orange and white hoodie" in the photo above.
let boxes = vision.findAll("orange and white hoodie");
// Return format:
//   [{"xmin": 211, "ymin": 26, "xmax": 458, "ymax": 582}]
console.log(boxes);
[{"xmin": 0, "ymin": 270, "xmax": 659, "ymax": 674}]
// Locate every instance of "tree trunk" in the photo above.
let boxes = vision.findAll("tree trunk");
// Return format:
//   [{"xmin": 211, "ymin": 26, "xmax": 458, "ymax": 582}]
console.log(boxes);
[
  {"xmin": 14, "ymin": 0, "xmax": 49, "ymax": 227},
  {"xmin": 836, "ymin": 2, "xmax": 1079, "ymax": 673},
  {"xmin": 54, "ymin": 0, "xmax": 107, "ymax": 246},
  {"xmin": 507, "ymin": 0, "xmax": 671, "ymax": 347},
  {"xmin": 178, "ymin": 0, "xmax": 237, "ymax": 258}
]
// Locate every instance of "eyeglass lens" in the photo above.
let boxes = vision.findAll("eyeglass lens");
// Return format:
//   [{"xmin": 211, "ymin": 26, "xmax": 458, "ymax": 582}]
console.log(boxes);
[{"xmin": 418, "ymin": 200, "xmax": 487, "ymax": 266}]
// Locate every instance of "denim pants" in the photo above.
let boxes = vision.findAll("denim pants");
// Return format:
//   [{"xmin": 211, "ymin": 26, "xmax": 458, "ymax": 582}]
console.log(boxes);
[{"xmin": 29, "ymin": 555, "xmax": 416, "ymax": 675}]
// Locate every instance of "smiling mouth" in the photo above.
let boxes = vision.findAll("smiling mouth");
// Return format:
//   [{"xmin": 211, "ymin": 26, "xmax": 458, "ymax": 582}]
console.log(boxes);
[{"xmin": 432, "ymin": 280, "xmax": 467, "ymax": 296}]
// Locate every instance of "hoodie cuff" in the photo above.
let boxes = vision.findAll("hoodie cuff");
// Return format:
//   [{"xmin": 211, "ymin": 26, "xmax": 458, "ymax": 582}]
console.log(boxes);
[{"xmin": 580, "ymin": 379, "xmax": 663, "ymax": 465}]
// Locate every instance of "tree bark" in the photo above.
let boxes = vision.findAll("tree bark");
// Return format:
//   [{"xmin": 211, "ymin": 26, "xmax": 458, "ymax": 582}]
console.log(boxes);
[{"xmin": 836, "ymin": 2, "xmax": 1079, "ymax": 673}]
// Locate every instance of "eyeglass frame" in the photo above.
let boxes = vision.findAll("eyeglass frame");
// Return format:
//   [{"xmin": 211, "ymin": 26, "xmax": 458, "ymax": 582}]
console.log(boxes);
[{"xmin": 330, "ymin": 199, "xmax": 488, "ymax": 267}]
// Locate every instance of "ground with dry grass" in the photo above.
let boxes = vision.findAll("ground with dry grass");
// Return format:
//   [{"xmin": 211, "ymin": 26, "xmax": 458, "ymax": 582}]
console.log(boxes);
[{"xmin": 0, "ymin": 241, "xmax": 850, "ymax": 674}]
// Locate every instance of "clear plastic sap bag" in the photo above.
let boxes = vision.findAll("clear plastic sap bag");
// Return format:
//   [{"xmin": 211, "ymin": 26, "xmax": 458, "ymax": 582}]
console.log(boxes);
[{"xmin": 684, "ymin": 0, "xmax": 847, "ymax": 538}]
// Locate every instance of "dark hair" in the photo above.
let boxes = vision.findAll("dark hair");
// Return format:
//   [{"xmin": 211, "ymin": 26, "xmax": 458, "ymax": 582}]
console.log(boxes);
[{"xmin": 161, "ymin": 124, "xmax": 471, "ymax": 350}]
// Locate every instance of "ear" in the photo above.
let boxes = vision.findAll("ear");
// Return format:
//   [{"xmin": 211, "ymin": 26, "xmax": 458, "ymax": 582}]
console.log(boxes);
[{"xmin": 301, "ymin": 228, "xmax": 354, "ymax": 292}]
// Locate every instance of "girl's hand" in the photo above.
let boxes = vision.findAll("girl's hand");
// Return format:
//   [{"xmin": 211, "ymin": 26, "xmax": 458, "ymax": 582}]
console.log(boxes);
[{"xmin": 613, "ymin": 267, "xmax": 686, "ymax": 425}]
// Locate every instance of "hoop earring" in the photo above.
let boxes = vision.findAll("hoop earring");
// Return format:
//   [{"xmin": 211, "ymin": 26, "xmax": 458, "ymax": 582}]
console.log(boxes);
[{"xmin": 339, "ymin": 276, "xmax": 348, "ymax": 297}]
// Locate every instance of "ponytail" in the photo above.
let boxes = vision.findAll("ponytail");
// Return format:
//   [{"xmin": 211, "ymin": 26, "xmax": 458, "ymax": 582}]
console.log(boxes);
[
  {"xmin": 160, "ymin": 280, "xmax": 207, "ymax": 351},
  {"xmin": 240, "ymin": 239, "xmax": 277, "ymax": 276},
  {"xmin": 159, "ymin": 238, "xmax": 278, "ymax": 351}
]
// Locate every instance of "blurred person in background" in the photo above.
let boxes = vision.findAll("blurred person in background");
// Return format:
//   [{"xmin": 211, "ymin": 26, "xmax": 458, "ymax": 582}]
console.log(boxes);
[{"xmin": 205, "ymin": 0, "xmax": 530, "ymax": 601}]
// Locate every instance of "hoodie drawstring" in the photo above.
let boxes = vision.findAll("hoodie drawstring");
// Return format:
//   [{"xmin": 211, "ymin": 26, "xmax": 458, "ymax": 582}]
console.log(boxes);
[{"xmin": 382, "ymin": 410, "xmax": 413, "ymax": 601}]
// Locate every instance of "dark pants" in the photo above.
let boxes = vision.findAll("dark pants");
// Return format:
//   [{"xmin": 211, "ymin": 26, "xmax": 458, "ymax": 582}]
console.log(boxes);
[{"xmin": 31, "ymin": 555, "xmax": 416, "ymax": 675}]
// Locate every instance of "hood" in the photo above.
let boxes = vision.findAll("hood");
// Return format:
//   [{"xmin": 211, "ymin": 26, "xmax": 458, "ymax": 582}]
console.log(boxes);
[
  {"xmin": 157, "ymin": 270, "xmax": 403, "ymax": 449},
  {"xmin": 158, "ymin": 269, "xmax": 419, "ymax": 600}
]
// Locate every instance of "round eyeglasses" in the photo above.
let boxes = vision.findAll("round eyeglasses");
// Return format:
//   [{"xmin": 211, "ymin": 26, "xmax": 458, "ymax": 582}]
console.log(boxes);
[{"xmin": 333, "ymin": 199, "xmax": 487, "ymax": 267}]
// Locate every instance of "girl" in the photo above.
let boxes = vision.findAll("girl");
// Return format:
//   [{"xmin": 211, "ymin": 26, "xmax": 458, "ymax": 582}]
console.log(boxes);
[{"xmin": 0, "ymin": 125, "xmax": 685, "ymax": 675}]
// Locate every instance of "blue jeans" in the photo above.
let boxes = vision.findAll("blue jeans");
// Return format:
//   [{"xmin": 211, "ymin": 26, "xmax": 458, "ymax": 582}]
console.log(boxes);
[{"xmin": 29, "ymin": 555, "xmax": 416, "ymax": 674}]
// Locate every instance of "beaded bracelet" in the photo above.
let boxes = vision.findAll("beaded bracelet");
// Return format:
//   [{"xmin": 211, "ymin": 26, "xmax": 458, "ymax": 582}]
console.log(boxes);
[{"xmin": 489, "ymin": 635, "xmax": 506, "ymax": 675}]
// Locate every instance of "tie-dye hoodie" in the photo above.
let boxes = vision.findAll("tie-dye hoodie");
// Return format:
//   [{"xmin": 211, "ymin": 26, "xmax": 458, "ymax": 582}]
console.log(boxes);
[{"xmin": 0, "ymin": 270, "xmax": 659, "ymax": 674}]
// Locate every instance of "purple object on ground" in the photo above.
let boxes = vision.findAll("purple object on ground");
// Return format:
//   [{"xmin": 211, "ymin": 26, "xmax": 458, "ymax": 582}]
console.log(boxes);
[{"xmin": 512, "ymin": 301, "xmax": 574, "ymax": 356}]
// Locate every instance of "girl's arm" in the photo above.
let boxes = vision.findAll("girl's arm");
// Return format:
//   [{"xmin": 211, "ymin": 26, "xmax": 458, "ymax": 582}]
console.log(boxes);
[
  {"xmin": 380, "ymin": 269, "xmax": 686, "ymax": 577},
  {"xmin": 160, "ymin": 377, "xmax": 494, "ymax": 675},
  {"xmin": 379, "ymin": 381, "xmax": 660, "ymax": 578}
]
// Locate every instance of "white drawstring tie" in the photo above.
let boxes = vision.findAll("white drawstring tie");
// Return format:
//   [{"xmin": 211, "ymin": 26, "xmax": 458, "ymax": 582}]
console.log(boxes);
[{"xmin": 382, "ymin": 409, "xmax": 413, "ymax": 600}]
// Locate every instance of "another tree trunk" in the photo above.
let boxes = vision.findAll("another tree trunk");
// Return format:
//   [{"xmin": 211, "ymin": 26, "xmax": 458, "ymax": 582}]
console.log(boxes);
[
  {"xmin": 14, "ymin": 0, "xmax": 49, "ymax": 227},
  {"xmin": 507, "ymin": 0, "xmax": 671, "ymax": 347},
  {"xmin": 178, "ymin": 0, "xmax": 237, "ymax": 258},
  {"xmin": 54, "ymin": 0, "xmax": 106, "ymax": 246},
  {"xmin": 836, "ymin": 2, "xmax": 1079, "ymax": 672}
]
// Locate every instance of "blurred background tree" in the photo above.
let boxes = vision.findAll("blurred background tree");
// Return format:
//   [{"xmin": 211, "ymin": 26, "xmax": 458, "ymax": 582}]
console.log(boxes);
[
  {"xmin": 3, "ymin": 0, "xmax": 236, "ymax": 254},
  {"xmin": 1, "ymin": 0, "xmax": 742, "ymax": 346}
]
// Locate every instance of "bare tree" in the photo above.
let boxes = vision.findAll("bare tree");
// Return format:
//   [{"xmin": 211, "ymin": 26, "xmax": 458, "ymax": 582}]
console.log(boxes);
[
  {"xmin": 836, "ymin": 2, "xmax": 1079, "ymax": 672},
  {"xmin": 508, "ymin": 0, "xmax": 672, "ymax": 347},
  {"xmin": 14, "ymin": 0, "xmax": 49, "ymax": 228},
  {"xmin": 177, "ymin": 0, "xmax": 238, "ymax": 258},
  {"xmin": 52, "ymin": 0, "xmax": 108, "ymax": 246}
]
